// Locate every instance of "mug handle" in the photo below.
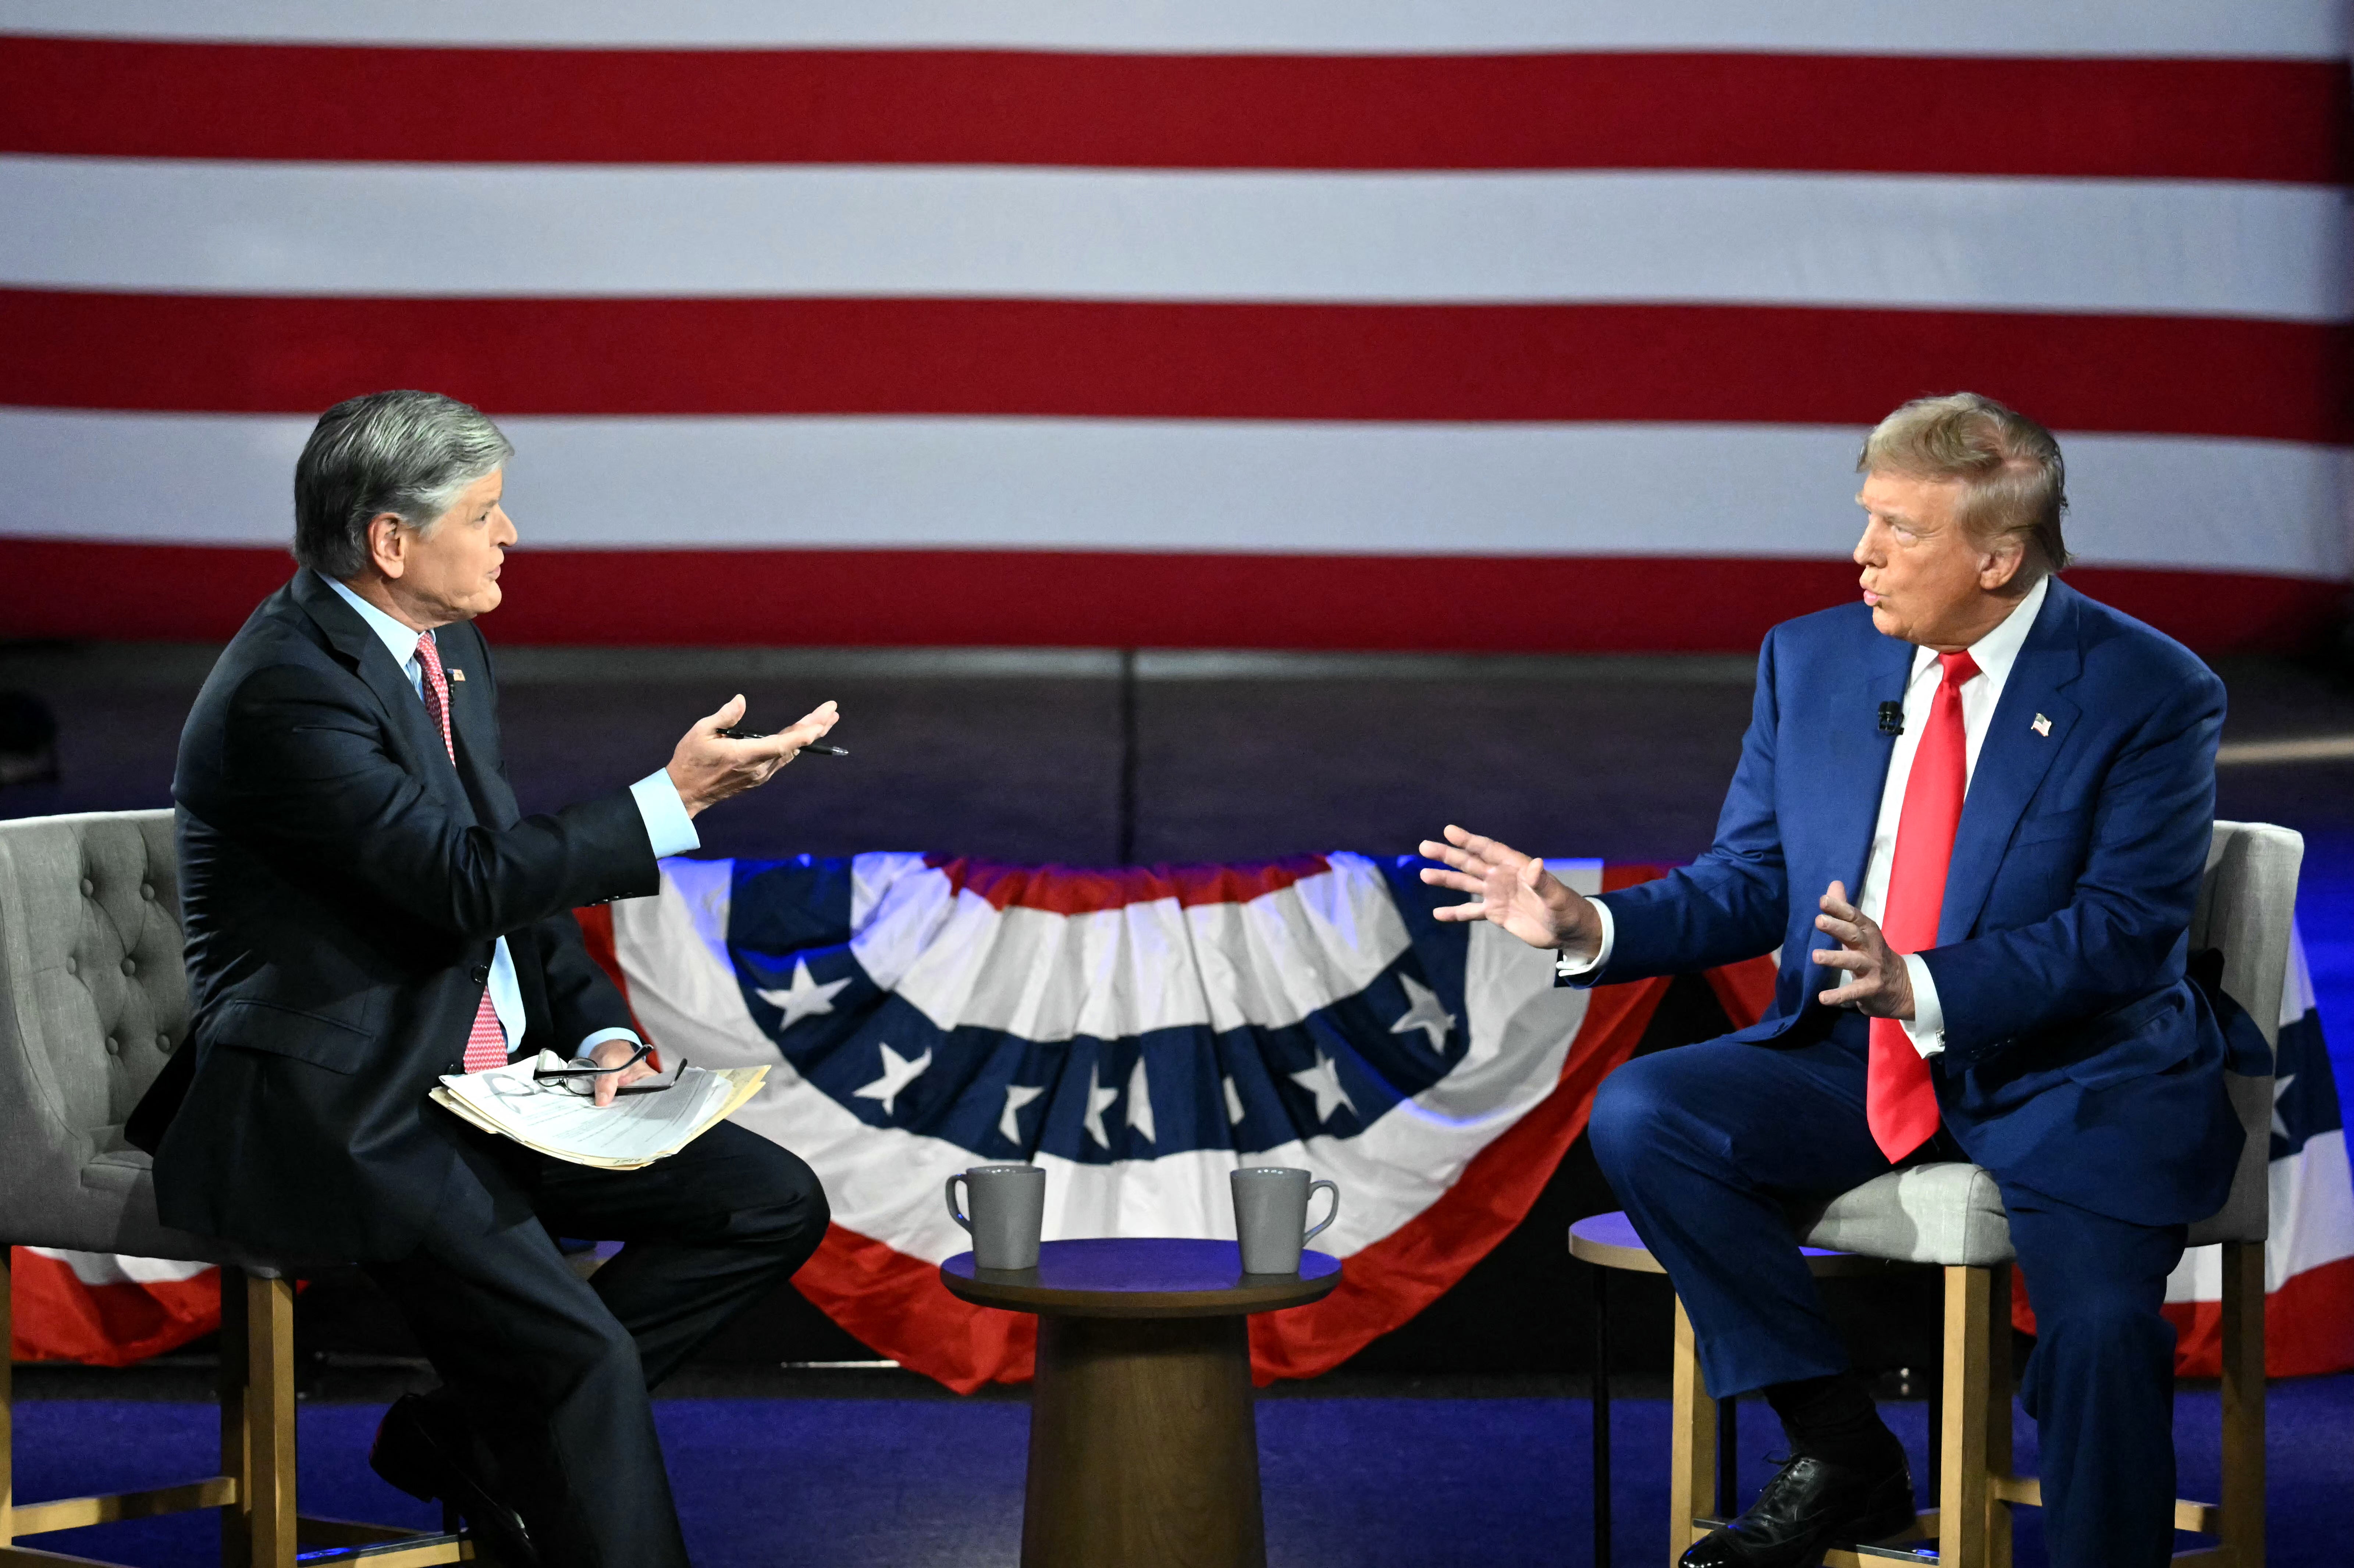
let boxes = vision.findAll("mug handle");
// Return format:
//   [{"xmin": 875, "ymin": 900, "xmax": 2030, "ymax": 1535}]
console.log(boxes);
[
  {"xmin": 1302, "ymin": 1179, "xmax": 1339, "ymax": 1244},
  {"xmin": 945, "ymin": 1173, "xmax": 972, "ymax": 1233}
]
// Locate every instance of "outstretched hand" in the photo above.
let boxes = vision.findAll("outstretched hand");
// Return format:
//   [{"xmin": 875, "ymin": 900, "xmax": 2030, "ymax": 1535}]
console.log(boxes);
[
  {"xmin": 665, "ymin": 694, "xmax": 839, "ymax": 818},
  {"xmin": 1416, "ymin": 823, "xmax": 1604, "ymax": 960},
  {"xmin": 1810, "ymin": 880, "xmax": 1916, "ymax": 1019}
]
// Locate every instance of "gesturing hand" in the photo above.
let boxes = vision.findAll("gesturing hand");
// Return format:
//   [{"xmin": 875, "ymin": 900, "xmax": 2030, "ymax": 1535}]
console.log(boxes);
[
  {"xmin": 1810, "ymin": 880, "xmax": 1916, "ymax": 1019},
  {"xmin": 1416, "ymin": 823, "xmax": 1604, "ymax": 960},
  {"xmin": 665, "ymin": 694, "xmax": 839, "ymax": 819}
]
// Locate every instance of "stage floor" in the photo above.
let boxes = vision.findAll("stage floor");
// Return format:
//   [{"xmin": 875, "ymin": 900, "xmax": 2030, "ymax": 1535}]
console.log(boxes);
[{"xmin": 8, "ymin": 1362, "xmax": 2350, "ymax": 1567}]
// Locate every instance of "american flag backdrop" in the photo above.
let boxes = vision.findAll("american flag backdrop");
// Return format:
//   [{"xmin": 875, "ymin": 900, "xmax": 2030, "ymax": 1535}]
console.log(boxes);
[{"xmin": 1, "ymin": 2, "xmax": 2349, "ymax": 651}]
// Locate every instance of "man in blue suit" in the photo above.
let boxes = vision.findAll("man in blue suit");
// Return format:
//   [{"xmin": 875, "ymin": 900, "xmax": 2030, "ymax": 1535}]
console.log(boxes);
[{"xmin": 1423, "ymin": 394, "xmax": 2249, "ymax": 1568}]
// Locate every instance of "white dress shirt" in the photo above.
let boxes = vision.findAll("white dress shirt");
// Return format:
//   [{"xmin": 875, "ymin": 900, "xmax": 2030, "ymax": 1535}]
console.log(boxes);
[
  {"xmin": 319, "ymin": 572, "xmax": 697, "ymax": 1060},
  {"xmin": 1559, "ymin": 574, "xmax": 2051, "ymax": 1058}
]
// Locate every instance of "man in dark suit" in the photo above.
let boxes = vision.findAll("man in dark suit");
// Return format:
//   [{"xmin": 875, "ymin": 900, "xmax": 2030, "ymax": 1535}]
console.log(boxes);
[
  {"xmin": 133, "ymin": 389, "xmax": 841, "ymax": 1567},
  {"xmin": 1422, "ymin": 394, "xmax": 2252, "ymax": 1568}
]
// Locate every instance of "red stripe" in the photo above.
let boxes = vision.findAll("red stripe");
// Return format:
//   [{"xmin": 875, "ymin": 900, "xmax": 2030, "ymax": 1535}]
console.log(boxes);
[
  {"xmin": 3, "ymin": 292, "xmax": 2343, "ymax": 444},
  {"xmin": 2020, "ymin": 1253, "xmax": 2354, "ymax": 1378},
  {"xmin": 925, "ymin": 854, "xmax": 1335, "ymax": 915},
  {"xmin": 2164, "ymin": 1252, "xmax": 2354, "ymax": 1378},
  {"xmin": 7, "ymin": 1248, "xmax": 221, "ymax": 1368},
  {"xmin": 1, "ymin": 38, "xmax": 2342, "ymax": 182},
  {"xmin": 0, "ymin": 542, "xmax": 2335, "ymax": 655}
]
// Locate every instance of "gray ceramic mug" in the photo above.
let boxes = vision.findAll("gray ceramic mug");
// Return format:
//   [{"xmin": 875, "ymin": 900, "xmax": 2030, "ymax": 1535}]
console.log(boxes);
[
  {"xmin": 1231, "ymin": 1166, "xmax": 1339, "ymax": 1275},
  {"xmin": 946, "ymin": 1163, "xmax": 1046, "ymax": 1270}
]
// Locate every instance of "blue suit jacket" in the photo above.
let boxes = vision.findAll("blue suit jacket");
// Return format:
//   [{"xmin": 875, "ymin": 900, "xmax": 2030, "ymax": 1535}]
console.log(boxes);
[{"xmin": 1583, "ymin": 578, "xmax": 2250, "ymax": 1227}]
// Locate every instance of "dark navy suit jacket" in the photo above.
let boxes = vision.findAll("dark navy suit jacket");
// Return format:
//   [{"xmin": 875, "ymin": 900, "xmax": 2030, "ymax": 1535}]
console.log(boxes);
[
  {"xmin": 130, "ymin": 571, "xmax": 658, "ymax": 1259},
  {"xmin": 1580, "ymin": 578, "xmax": 2252, "ymax": 1227}
]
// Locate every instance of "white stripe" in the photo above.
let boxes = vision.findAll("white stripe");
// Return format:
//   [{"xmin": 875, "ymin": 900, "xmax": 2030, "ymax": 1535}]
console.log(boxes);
[
  {"xmin": 1, "ymin": 0, "xmax": 2341, "ymax": 58},
  {"xmin": 610, "ymin": 849, "xmax": 1604, "ymax": 1257},
  {"xmin": 5, "ymin": 410, "xmax": 2344, "ymax": 579},
  {"xmin": 847, "ymin": 855, "xmax": 1416, "ymax": 1038},
  {"xmin": 2284, "ymin": 923, "xmax": 2318, "ymax": 1029},
  {"xmin": 21, "ymin": 1247, "xmax": 216, "ymax": 1286},
  {"xmin": 5, "ymin": 159, "xmax": 2344, "ymax": 321}
]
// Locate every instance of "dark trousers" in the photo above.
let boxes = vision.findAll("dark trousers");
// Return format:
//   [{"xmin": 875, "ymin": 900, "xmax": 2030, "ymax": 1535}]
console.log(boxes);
[
  {"xmin": 1587, "ymin": 1015, "xmax": 2186, "ymax": 1568},
  {"xmin": 363, "ymin": 1121, "xmax": 829, "ymax": 1568}
]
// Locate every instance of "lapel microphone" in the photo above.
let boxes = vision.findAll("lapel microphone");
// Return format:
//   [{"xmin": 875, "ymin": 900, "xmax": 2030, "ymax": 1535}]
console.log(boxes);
[{"xmin": 1877, "ymin": 701, "xmax": 1905, "ymax": 737}]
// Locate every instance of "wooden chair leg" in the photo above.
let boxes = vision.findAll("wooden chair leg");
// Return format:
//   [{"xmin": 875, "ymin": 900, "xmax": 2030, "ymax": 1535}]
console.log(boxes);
[
  {"xmin": 1669, "ymin": 1295, "xmax": 1718, "ymax": 1566},
  {"xmin": 3, "ymin": 1248, "xmax": 15, "ymax": 1549},
  {"xmin": 2216, "ymin": 1241, "xmax": 2265, "ymax": 1568},
  {"xmin": 245, "ymin": 1273, "xmax": 298, "ymax": 1568},
  {"xmin": 1938, "ymin": 1266, "xmax": 1991, "ymax": 1568},
  {"xmin": 1983, "ymin": 1266, "xmax": 2014, "ymax": 1568},
  {"xmin": 219, "ymin": 1267, "xmax": 253, "ymax": 1565}
]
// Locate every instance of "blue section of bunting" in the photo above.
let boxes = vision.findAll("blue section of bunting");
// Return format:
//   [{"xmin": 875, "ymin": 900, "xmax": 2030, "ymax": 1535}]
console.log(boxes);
[
  {"xmin": 722, "ymin": 855, "xmax": 1481, "ymax": 1161},
  {"xmin": 2273, "ymin": 1003, "xmax": 2343, "ymax": 1159}
]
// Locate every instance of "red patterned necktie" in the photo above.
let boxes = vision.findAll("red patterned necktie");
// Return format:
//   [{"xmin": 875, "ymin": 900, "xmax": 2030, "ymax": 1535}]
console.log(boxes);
[
  {"xmin": 415, "ymin": 632, "xmax": 509, "ymax": 1074},
  {"xmin": 1867, "ymin": 649, "xmax": 1980, "ymax": 1162}
]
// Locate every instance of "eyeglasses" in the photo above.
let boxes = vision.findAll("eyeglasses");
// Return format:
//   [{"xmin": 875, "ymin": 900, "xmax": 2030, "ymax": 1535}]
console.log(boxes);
[{"xmin": 531, "ymin": 1044, "xmax": 691, "ymax": 1097}]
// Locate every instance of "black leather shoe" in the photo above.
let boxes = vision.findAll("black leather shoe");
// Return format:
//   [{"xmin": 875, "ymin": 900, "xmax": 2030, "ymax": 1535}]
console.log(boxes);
[
  {"xmin": 1679, "ymin": 1450, "xmax": 1917, "ymax": 1568},
  {"xmin": 370, "ymin": 1392, "xmax": 542, "ymax": 1568}
]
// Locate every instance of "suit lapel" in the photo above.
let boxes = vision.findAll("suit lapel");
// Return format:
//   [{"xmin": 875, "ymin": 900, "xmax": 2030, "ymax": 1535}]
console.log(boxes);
[
  {"xmin": 290, "ymin": 573, "xmax": 475, "ymax": 821},
  {"xmin": 1940, "ymin": 582, "xmax": 2083, "ymax": 943}
]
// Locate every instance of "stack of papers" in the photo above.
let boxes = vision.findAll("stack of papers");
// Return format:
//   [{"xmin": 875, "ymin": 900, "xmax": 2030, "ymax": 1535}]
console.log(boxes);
[{"xmin": 431, "ymin": 1052, "xmax": 769, "ymax": 1169}]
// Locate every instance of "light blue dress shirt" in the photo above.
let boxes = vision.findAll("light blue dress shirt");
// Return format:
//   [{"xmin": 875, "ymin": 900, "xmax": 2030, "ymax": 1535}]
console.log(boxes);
[{"xmin": 318, "ymin": 573, "xmax": 696, "ymax": 1061}]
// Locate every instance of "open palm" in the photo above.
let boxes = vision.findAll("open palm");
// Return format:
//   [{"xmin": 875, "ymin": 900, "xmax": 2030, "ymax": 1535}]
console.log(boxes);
[{"xmin": 1416, "ymin": 824, "xmax": 1599, "ymax": 956}]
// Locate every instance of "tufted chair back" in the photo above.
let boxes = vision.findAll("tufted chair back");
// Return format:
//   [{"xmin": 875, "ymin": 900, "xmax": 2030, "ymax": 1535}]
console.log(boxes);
[
  {"xmin": 0, "ymin": 809, "xmax": 256, "ymax": 1261},
  {"xmin": 2181, "ymin": 818, "xmax": 2302, "ymax": 1247}
]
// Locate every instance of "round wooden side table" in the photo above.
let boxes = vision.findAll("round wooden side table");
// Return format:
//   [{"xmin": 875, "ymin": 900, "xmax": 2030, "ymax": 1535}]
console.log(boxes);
[{"xmin": 941, "ymin": 1236, "xmax": 1340, "ymax": 1568}]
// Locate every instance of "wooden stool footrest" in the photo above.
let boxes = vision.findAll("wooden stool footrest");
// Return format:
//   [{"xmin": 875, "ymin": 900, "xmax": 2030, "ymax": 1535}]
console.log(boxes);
[{"xmin": 7, "ymin": 1476, "xmax": 237, "ymax": 1535}]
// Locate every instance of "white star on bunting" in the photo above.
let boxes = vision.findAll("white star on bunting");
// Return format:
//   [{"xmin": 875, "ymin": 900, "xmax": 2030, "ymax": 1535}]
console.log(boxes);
[
  {"xmin": 1289, "ymin": 1050, "xmax": 1356, "ymax": 1125},
  {"xmin": 2272, "ymin": 1073, "xmax": 2297, "ymax": 1140},
  {"xmin": 998, "ymin": 1083, "xmax": 1044, "ymax": 1144},
  {"xmin": 853, "ymin": 1042, "xmax": 932, "ymax": 1117},
  {"xmin": 754, "ymin": 959, "xmax": 852, "ymax": 1030},
  {"xmin": 1127, "ymin": 1056, "xmax": 1156, "ymax": 1143},
  {"xmin": 1224, "ymin": 1075, "xmax": 1246, "ymax": 1126},
  {"xmin": 1388, "ymin": 972, "xmax": 1457, "ymax": 1052},
  {"xmin": 1081, "ymin": 1062, "xmax": 1122, "ymax": 1149}
]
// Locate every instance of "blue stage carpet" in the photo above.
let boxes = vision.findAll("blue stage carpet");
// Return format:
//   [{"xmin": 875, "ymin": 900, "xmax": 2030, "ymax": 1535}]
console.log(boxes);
[{"xmin": 13, "ymin": 1377, "xmax": 2348, "ymax": 1566}]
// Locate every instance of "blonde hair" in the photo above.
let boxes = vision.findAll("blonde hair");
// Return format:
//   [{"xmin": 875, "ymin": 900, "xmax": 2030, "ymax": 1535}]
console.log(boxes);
[{"xmin": 1859, "ymin": 392, "xmax": 2070, "ymax": 573}]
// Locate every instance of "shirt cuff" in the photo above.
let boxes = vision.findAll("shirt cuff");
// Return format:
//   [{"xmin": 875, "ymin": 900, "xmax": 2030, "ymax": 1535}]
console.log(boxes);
[
  {"xmin": 573, "ymin": 1026, "xmax": 642, "ymax": 1062},
  {"xmin": 1553, "ymin": 899, "xmax": 1616, "ymax": 984},
  {"xmin": 1900, "ymin": 953, "xmax": 1945, "ymax": 1057},
  {"xmin": 629, "ymin": 769, "xmax": 701, "ymax": 859}
]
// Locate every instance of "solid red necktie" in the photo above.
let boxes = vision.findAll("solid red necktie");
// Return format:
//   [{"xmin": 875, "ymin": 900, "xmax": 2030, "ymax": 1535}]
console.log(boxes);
[
  {"xmin": 1866, "ymin": 649, "xmax": 1980, "ymax": 1162},
  {"xmin": 416, "ymin": 632, "xmax": 510, "ymax": 1074}
]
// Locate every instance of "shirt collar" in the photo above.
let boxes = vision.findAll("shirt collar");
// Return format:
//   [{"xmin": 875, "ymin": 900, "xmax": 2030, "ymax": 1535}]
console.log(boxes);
[
  {"xmin": 1910, "ymin": 571, "xmax": 2050, "ymax": 688},
  {"xmin": 317, "ymin": 569, "xmax": 431, "ymax": 673}
]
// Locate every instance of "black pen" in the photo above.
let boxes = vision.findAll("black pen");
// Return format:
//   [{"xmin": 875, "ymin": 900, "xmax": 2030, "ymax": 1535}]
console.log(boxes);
[{"xmin": 719, "ymin": 726, "xmax": 849, "ymax": 756}]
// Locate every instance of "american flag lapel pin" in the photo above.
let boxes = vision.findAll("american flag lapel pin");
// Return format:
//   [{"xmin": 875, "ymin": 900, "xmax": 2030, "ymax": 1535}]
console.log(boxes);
[
  {"xmin": 449, "ymin": 668, "xmax": 466, "ymax": 682},
  {"xmin": 2032, "ymin": 713, "xmax": 2051, "ymax": 737}
]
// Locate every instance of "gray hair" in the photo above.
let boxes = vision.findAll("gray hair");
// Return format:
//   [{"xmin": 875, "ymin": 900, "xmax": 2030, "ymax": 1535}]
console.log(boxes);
[
  {"xmin": 1859, "ymin": 392, "xmax": 2071, "ymax": 574},
  {"xmin": 292, "ymin": 391, "xmax": 514, "ymax": 580}
]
